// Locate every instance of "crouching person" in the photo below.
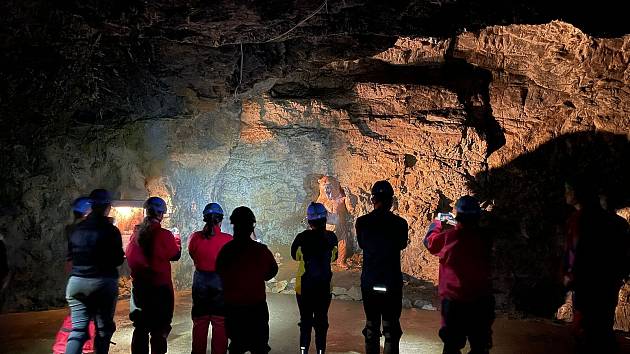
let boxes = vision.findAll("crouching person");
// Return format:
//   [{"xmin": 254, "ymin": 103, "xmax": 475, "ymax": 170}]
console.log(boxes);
[
  {"xmin": 216, "ymin": 207, "xmax": 278, "ymax": 354},
  {"xmin": 424, "ymin": 196, "xmax": 494, "ymax": 354},
  {"xmin": 126, "ymin": 197, "xmax": 181, "ymax": 354},
  {"xmin": 189, "ymin": 203, "xmax": 232, "ymax": 354}
]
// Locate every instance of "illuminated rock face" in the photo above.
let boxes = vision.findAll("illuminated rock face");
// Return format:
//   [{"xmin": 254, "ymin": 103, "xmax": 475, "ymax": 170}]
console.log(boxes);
[{"xmin": 0, "ymin": 0, "xmax": 629, "ymax": 330}]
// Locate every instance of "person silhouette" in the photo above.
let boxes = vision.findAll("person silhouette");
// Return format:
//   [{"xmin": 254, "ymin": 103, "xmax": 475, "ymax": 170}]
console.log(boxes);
[
  {"xmin": 356, "ymin": 180, "xmax": 409, "ymax": 354},
  {"xmin": 563, "ymin": 178, "xmax": 630, "ymax": 354}
]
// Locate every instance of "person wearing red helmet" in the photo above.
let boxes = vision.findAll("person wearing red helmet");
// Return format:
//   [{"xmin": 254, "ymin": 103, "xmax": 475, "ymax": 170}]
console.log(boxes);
[
  {"xmin": 189, "ymin": 203, "xmax": 232, "ymax": 354},
  {"xmin": 216, "ymin": 206, "xmax": 278, "ymax": 354},
  {"xmin": 292, "ymin": 202, "xmax": 338, "ymax": 354},
  {"xmin": 424, "ymin": 195, "xmax": 494, "ymax": 354},
  {"xmin": 126, "ymin": 196, "xmax": 181, "ymax": 354}
]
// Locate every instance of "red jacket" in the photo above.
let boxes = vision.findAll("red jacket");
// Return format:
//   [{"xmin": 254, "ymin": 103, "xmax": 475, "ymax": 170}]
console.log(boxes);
[
  {"xmin": 188, "ymin": 226, "xmax": 233, "ymax": 272},
  {"xmin": 126, "ymin": 220, "xmax": 181, "ymax": 287},
  {"xmin": 216, "ymin": 238, "xmax": 278, "ymax": 305},
  {"xmin": 424, "ymin": 220, "xmax": 492, "ymax": 301}
]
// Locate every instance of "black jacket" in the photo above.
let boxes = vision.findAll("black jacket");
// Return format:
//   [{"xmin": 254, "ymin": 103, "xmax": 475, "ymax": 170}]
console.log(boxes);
[
  {"xmin": 68, "ymin": 214, "xmax": 124, "ymax": 278},
  {"xmin": 356, "ymin": 209, "xmax": 409, "ymax": 289},
  {"xmin": 291, "ymin": 229, "xmax": 338, "ymax": 293}
]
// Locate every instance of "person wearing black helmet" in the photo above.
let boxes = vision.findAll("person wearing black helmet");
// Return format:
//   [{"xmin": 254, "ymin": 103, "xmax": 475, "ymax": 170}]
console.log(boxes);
[
  {"xmin": 126, "ymin": 196, "xmax": 181, "ymax": 354},
  {"xmin": 216, "ymin": 206, "xmax": 278, "ymax": 354},
  {"xmin": 65, "ymin": 189, "xmax": 124, "ymax": 354},
  {"xmin": 355, "ymin": 180, "xmax": 409, "ymax": 354},
  {"xmin": 291, "ymin": 202, "xmax": 339, "ymax": 354},
  {"xmin": 189, "ymin": 203, "xmax": 232, "ymax": 354},
  {"xmin": 424, "ymin": 195, "xmax": 494, "ymax": 354}
]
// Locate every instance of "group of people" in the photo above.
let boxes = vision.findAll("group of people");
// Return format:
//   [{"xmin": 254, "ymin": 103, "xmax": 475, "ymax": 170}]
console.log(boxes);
[
  {"xmin": 61, "ymin": 177, "xmax": 628, "ymax": 354},
  {"xmin": 63, "ymin": 189, "xmax": 278, "ymax": 354}
]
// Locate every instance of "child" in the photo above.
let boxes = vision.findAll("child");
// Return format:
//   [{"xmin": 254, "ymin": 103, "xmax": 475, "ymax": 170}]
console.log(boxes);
[
  {"xmin": 291, "ymin": 202, "xmax": 338, "ymax": 354},
  {"xmin": 424, "ymin": 195, "xmax": 494, "ymax": 354}
]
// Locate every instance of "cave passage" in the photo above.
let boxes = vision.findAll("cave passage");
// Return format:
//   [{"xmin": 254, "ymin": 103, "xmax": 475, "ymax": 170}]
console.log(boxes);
[{"xmin": 1, "ymin": 1, "xmax": 630, "ymax": 353}]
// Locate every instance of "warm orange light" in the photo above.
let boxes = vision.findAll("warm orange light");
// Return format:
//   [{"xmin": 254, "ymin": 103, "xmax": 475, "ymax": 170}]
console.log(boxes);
[{"xmin": 114, "ymin": 206, "xmax": 135, "ymax": 218}]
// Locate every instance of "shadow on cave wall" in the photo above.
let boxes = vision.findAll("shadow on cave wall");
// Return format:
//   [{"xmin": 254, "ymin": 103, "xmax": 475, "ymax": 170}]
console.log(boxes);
[
  {"xmin": 271, "ymin": 39, "xmax": 506, "ymax": 158},
  {"xmin": 468, "ymin": 131, "xmax": 630, "ymax": 316}
]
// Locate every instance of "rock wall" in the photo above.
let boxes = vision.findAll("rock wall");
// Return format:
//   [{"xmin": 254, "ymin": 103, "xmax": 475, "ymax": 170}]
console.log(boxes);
[{"xmin": 1, "ymin": 0, "xmax": 629, "ymax": 330}]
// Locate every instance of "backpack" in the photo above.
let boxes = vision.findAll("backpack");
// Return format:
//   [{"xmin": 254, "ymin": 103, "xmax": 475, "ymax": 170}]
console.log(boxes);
[{"xmin": 52, "ymin": 314, "xmax": 96, "ymax": 354}]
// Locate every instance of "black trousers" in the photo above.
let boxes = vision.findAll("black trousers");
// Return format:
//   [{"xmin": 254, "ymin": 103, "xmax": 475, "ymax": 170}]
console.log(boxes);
[
  {"xmin": 130, "ymin": 283, "xmax": 174, "ymax": 354},
  {"xmin": 192, "ymin": 270, "xmax": 225, "ymax": 317},
  {"xmin": 439, "ymin": 296, "xmax": 495, "ymax": 354},
  {"xmin": 573, "ymin": 288, "xmax": 619, "ymax": 354},
  {"xmin": 361, "ymin": 286, "xmax": 403, "ymax": 354},
  {"xmin": 225, "ymin": 302, "xmax": 270, "ymax": 354},
  {"xmin": 296, "ymin": 286, "xmax": 332, "ymax": 353}
]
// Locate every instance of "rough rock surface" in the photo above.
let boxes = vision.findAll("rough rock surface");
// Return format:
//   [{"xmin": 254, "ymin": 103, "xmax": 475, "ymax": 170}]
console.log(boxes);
[{"xmin": 0, "ymin": 0, "xmax": 629, "ymax": 331}]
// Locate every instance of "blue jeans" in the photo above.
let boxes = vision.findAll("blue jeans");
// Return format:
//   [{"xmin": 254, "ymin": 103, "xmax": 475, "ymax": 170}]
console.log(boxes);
[{"xmin": 65, "ymin": 276, "xmax": 118, "ymax": 354}]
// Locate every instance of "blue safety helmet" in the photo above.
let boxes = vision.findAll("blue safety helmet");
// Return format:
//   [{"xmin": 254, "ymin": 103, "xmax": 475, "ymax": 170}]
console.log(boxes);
[
  {"xmin": 203, "ymin": 202, "xmax": 224, "ymax": 216},
  {"xmin": 144, "ymin": 196, "xmax": 167, "ymax": 214},
  {"xmin": 306, "ymin": 202, "xmax": 327, "ymax": 221},
  {"xmin": 455, "ymin": 195, "xmax": 481, "ymax": 216},
  {"xmin": 72, "ymin": 197, "xmax": 92, "ymax": 215},
  {"xmin": 89, "ymin": 189, "xmax": 112, "ymax": 206}
]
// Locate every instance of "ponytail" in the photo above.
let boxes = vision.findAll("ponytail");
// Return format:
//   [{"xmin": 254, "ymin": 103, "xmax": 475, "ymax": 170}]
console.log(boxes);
[
  {"xmin": 201, "ymin": 213, "xmax": 223, "ymax": 239},
  {"xmin": 137, "ymin": 210, "xmax": 160, "ymax": 259}
]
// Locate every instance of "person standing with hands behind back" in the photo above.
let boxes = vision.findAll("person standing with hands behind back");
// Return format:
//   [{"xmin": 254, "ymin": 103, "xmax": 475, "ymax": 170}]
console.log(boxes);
[
  {"xmin": 292, "ymin": 202, "xmax": 338, "ymax": 354},
  {"xmin": 356, "ymin": 180, "xmax": 409, "ymax": 354},
  {"xmin": 126, "ymin": 197, "xmax": 181, "ymax": 354}
]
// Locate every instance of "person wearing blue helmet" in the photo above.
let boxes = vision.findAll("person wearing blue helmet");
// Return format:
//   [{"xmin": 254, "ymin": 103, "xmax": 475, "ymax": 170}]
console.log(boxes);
[
  {"xmin": 65, "ymin": 189, "xmax": 124, "ymax": 354},
  {"xmin": 189, "ymin": 203, "xmax": 233, "ymax": 354},
  {"xmin": 424, "ymin": 195, "xmax": 494, "ymax": 354},
  {"xmin": 291, "ymin": 202, "xmax": 338, "ymax": 354},
  {"xmin": 126, "ymin": 196, "xmax": 182, "ymax": 354},
  {"xmin": 64, "ymin": 197, "xmax": 92, "ymax": 271}
]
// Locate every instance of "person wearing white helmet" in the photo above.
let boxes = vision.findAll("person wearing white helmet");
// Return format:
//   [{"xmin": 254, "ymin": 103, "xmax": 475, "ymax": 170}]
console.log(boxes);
[
  {"xmin": 291, "ymin": 202, "xmax": 339, "ymax": 354},
  {"xmin": 189, "ymin": 203, "xmax": 233, "ymax": 354},
  {"xmin": 126, "ymin": 196, "xmax": 181, "ymax": 354}
]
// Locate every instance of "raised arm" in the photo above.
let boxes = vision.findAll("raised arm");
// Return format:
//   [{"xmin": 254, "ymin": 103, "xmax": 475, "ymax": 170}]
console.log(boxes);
[{"xmin": 424, "ymin": 220, "xmax": 446, "ymax": 255}]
